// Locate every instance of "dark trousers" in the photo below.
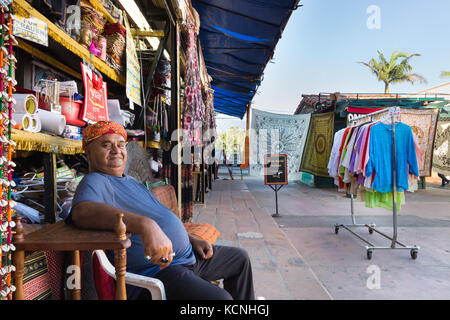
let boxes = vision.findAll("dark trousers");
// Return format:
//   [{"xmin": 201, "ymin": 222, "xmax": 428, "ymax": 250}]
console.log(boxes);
[
  {"xmin": 438, "ymin": 173, "xmax": 449, "ymax": 184},
  {"xmin": 138, "ymin": 245, "xmax": 255, "ymax": 300}
]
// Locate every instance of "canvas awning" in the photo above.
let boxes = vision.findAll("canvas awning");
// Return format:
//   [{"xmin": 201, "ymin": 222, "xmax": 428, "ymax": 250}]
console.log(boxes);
[{"xmin": 192, "ymin": 0, "xmax": 300, "ymax": 118}]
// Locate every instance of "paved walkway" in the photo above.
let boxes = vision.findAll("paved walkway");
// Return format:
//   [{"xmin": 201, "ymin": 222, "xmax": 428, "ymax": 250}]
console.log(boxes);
[
  {"xmin": 193, "ymin": 177, "xmax": 332, "ymax": 300},
  {"xmin": 195, "ymin": 173, "xmax": 450, "ymax": 300}
]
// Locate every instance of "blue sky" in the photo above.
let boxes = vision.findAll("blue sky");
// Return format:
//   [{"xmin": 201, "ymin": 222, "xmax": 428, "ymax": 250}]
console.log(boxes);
[{"xmin": 216, "ymin": 0, "xmax": 450, "ymax": 131}]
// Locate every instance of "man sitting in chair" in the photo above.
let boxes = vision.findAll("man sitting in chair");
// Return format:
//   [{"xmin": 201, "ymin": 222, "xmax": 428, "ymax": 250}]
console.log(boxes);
[{"xmin": 67, "ymin": 121, "xmax": 255, "ymax": 300}]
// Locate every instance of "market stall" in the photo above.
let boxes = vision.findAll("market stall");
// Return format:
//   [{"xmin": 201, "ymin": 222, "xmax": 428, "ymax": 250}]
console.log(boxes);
[
  {"xmin": 295, "ymin": 93, "xmax": 449, "ymax": 188},
  {"xmin": 1, "ymin": 0, "xmax": 218, "ymax": 300}
]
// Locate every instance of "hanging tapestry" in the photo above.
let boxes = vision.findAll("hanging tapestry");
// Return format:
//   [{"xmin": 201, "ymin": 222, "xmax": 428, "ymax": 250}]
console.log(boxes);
[
  {"xmin": 432, "ymin": 119, "xmax": 450, "ymax": 176},
  {"xmin": 182, "ymin": 16, "xmax": 204, "ymax": 145},
  {"xmin": 249, "ymin": 109, "xmax": 311, "ymax": 180},
  {"xmin": 400, "ymin": 108, "xmax": 439, "ymax": 176},
  {"xmin": 300, "ymin": 112, "xmax": 335, "ymax": 177},
  {"xmin": 202, "ymin": 89, "xmax": 217, "ymax": 165},
  {"xmin": 181, "ymin": 164, "xmax": 193, "ymax": 222}
]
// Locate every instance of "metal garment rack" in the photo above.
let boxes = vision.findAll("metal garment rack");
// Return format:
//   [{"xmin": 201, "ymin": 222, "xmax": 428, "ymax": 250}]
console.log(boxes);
[{"xmin": 334, "ymin": 107, "xmax": 420, "ymax": 260}]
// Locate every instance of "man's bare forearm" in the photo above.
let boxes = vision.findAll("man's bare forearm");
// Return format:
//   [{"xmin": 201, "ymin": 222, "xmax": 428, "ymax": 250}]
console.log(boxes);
[{"xmin": 71, "ymin": 201, "xmax": 152, "ymax": 235}]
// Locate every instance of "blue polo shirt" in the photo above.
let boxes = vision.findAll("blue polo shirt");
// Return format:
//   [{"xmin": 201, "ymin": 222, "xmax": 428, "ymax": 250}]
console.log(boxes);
[{"xmin": 70, "ymin": 172, "xmax": 196, "ymax": 299}]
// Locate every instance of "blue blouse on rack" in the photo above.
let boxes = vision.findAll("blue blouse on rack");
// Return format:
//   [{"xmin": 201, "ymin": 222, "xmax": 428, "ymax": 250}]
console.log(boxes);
[{"xmin": 365, "ymin": 122, "xmax": 419, "ymax": 193}]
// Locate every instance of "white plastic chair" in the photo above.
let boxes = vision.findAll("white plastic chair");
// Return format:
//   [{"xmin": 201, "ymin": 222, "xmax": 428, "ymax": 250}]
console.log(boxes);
[{"xmin": 92, "ymin": 250, "xmax": 166, "ymax": 300}]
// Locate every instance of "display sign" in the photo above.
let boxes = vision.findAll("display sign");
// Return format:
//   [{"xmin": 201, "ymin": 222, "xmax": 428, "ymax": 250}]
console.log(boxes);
[
  {"xmin": 264, "ymin": 154, "xmax": 288, "ymax": 185},
  {"xmin": 80, "ymin": 62, "xmax": 109, "ymax": 123},
  {"xmin": 13, "ymin": 14, "xmax": 48, "ymax": 46},
  {"xmin": 124, "ymin": 17, "xmax": 142, "ymax": 107}
]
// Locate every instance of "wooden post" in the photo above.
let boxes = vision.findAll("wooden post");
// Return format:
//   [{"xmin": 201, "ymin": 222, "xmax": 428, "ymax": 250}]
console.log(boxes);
[
  {"xmin": 170, "ymin": 20, "xmax": 182, "ymax": 216},
  {"xmin": 241, "ymin": 103, "xmax": 251, "ymax": 170},
  {"xmin": 71, "ymin": 250, "xmax": 81, "ymax": 300},
  {"xmin": 114, "ymin": 213, "xmax": 127, "ymax": 300},
  {"xmin": 43, "ymin": 152, "xmax": 57, "ymax": 223},
  {"xmin": 12, "ymin": 216, "xmax": 24, "ymax": 300}
]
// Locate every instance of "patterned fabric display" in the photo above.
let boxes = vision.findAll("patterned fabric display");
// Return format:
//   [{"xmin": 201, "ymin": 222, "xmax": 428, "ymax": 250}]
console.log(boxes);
[
  {"xmin": 22, "ymin": 251, "xmax": 53, "ymax": 300},
  {"xmin": 300, "ymin": 112, "xmax": 335, "ymax": 177},
  {"xmin": 400, "ymin": 108, "xmax": 439, "ymax": 176},
  {"xmin": 433, "ymin": 119, "xmax": 450, "ymax": 176},
  {"xmin": 250, "ymin": 109, "xmax": 311, "ymax": 179}
]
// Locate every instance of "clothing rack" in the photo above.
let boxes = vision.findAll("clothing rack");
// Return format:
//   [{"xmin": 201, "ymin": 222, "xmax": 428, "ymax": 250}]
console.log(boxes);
[{"xmin": 334, "ymin": 107, "xmax": 420, "ymax": 260}]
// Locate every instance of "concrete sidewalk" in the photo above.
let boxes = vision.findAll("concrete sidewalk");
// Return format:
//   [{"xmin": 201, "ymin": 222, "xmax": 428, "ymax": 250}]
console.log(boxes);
[
  {"xmin": 245, "ymin": 175, "xmax": 450, "ymax": 300},
  {"xmin": 193, "ymin": 177, "xmax": 332, "ymax": 300}
]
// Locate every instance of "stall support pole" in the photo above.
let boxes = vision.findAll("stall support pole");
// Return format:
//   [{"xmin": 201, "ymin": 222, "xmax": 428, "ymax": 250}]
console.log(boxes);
[
  {"xmin": 43, "ymin": 152, "xmax": 57, "ymax": 224},
  {"xmin": 391, "ymin": 114, "xmax": 398, "ymax": 248},
  {"xmin": 269, "ymin": 184, "xmax": 283, "ymax": 217},
  {"xmin": 170, "ymin": 20, "xmax": 182, "ymax": 215}
]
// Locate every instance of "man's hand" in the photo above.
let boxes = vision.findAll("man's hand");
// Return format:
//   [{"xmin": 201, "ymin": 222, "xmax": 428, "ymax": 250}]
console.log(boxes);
[
  {"xmin": 189, "ymin": 235, "xmax": 213, "ymax": 260},
  {"xmin": 141, "ymin": 219, "xmax": 174, "ymax": 269}
]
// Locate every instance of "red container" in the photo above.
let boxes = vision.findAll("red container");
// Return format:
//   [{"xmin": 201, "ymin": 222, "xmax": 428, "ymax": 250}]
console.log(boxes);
[{"xmin": 39, "ymin": 96, "xmax": 86, "ymax": 127}]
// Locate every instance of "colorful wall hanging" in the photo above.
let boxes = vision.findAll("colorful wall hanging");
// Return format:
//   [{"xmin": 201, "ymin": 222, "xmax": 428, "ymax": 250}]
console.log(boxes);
[
  {"xmin": 124, "ymin": 16, "xmax": 141, "ymax": 107},
  {"xmin": 432, "ymin": 118, "xmax": 450, "ymax": 176},
  {"xmin": 400, "ymin": 108, "xmax": 439, "ymax": 177},
  {"xmin": 182, "ymin": 15, "xmax": 204, "ymax": 144},
  {"xmin": 250, "ymin": 109, "xmax": 311, "ymax": 180},
  {"xmin": 300, "ymin": 112, "xmax": 335, "ymax": 177}
]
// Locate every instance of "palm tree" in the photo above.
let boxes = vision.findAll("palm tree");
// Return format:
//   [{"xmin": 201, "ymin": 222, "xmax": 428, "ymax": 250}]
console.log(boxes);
[{"xmin": 359, "ymin": 51, "xmax": 426, "ymax": 94}]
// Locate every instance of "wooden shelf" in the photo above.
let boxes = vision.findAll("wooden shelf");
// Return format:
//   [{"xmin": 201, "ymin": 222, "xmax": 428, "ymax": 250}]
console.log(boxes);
[{"xmin": 14, "ymin": 0, "xmax": 126, "ymax": 86}]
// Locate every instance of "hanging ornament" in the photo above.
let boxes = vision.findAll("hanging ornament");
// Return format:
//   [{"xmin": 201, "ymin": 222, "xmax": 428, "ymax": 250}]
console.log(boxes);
[{"xmin": 0, "ymin": 3, "xmax": 16, "ymax": 300}]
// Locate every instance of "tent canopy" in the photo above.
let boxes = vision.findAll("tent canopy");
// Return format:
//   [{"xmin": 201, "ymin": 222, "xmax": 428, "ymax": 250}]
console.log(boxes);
[{"xmin": 192, "ymin": 0, "xmax": 300, "ymax": 119}]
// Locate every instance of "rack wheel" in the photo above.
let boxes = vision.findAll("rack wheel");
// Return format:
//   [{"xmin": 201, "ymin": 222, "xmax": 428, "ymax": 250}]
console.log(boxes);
[
  {"xmin": 368, "ymin": 227, "xmax": 374, "ymax": 234},
  {"xmin": 367, "ymin": 250, "xmax": 373, "ymax": 260},
  {"xmin": 335, "ymin": 226, "xmax": 339, "ymax": 234},
  {"xmin": 410, "ymin": 249, "xmax": 418, "ymax": 260}
]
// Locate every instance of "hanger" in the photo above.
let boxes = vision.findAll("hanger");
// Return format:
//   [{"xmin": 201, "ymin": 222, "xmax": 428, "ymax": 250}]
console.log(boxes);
[{"xmin": 82, "ymin": 56, "xmax": 102, "ymax": 79}]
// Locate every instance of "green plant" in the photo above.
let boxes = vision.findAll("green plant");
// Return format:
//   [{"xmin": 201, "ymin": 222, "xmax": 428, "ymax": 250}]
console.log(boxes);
[
  {"xmin": 216, "ymin": 126, "xmax": 246, "ymax": 155},
  {"xmin": 359, "ymin": 50, "xmax": 426, "ymax": 93}
]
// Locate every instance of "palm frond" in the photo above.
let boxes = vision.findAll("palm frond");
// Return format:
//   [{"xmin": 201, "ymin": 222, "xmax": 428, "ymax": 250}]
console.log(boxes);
[
  {"xmin": 391, "ymin": 73, "xmax": 427, "ymax": 85},
  {"xmin": 361, "ymin": 50, "xmax": 423, "ymax": 92}
]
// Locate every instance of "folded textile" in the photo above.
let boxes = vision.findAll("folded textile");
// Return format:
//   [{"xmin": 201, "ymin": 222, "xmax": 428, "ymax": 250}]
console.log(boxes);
[{"xmin": 103, "ymin": 22, "xmax": 126, "ymax": 37}]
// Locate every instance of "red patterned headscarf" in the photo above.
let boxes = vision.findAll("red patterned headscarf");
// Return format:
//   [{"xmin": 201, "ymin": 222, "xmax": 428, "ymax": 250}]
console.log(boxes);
[{"xmin": 82, "ymin": 121, "xmax": 127, "ymax": 150}]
